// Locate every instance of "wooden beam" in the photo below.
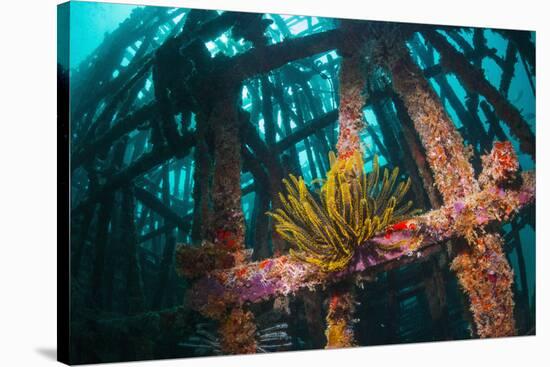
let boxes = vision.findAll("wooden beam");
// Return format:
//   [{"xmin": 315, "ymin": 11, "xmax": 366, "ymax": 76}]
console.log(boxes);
[
  {"xmin": 274, "ymin": 110, "xmax": 338, "ymax": 153},
  {"xmin": 139, "ymin": 223, "xmax": 176, "ymax": 243},
  {"xmin": 72, "ymin": 102, "xmax": 156, "ymax": 169},
  {"xmin": 72, "ymin": 131, "xmax": 196, "ymax": 216},
  {"xmin": 134, "ymin": 186, "xmax": 191, "ymax": 232},
  {"xmin": 231, "ymin": 29, "xmax": 342, "ymax": 82},
  {"xmin": 422, "ymin": 29, "xmax": 535, "ymax": 160},
  {"xmin": 495, "ymin": 30, "xmax": 535, "ymax": 76}
]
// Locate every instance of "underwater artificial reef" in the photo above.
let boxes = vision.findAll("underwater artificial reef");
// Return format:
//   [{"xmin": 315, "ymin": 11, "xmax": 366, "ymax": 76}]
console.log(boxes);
[{"xmin": 61, "ymin": 2, "xmax": 536, "ymax": 364}]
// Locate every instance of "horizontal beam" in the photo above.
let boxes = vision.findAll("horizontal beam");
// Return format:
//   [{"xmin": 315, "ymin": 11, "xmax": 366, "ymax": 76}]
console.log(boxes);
[
  {"xmin": 138, "ymin": 223, "xmax": 177, "ymax": 243},
  {"xmin": 231, "ymin": 29, "xmax": 343, "ymax": 82},
  {"xmin": 72, "ymin": 131, "xmax": 196, "ymax": 216},
  {"xmin": 72, "ymin": 102, "xmax": 157, "ymax": 169},
  {"xmin": 183, "ymin": 170, "xmax": 534, "ymax": 314},
  {"xmin": 274, "ymin": 110, "xmax": 338, "ymax": 153}
]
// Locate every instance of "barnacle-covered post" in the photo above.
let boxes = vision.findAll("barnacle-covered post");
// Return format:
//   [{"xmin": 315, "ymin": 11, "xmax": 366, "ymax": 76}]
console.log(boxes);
[
  {"xmin": 336, "ymin": 43, "xmax": 366, "ymax": 158},
  {"xmin": 325, "ymin": 283, "xmax": 357, "ymax": 348},
  {"xmin": 175, "ymin": 87, "xmax": 258, "ymax": 354},
  {"xmin": 209, "ymin": 91, "xmax": 258, "ymax": 354},
  {"xmin": 219, "ymin": 308, "xmax": 258, "ymax": 354},
  {"xmin": 386, "ymin": 42, "xmax": 517, "ymax": 337},
  {"xmin": 325, "ymin": 22, "xmax": 368, "ymax": 348},
  {"xmin": 209, "ymin": 93, "xmax": 246, "ymax": 253},
  {"xmin": 191, "ymin": 111, "xmax": 213, "ymax": 243}
]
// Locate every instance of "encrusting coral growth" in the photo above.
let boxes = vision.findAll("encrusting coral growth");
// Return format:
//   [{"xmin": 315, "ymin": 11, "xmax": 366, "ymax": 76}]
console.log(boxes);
[
  {"xmin": 451, "ymin": 233, "xmax": 516, "ymax": 337},
  {"xmin": 184, "ymin": 165, "xmax": 533, "ymax": 311},
  {"xmin": 177, "ymin": 95, "xmax": 252, "ymax": 279},
  {"xmin": 337, "ymin": 52, "xmax": 366, "ymax": 158},
  {"xmin": 478, "ymin": 141, "xmax": 519, "ymax": 188},
  {"xmin": 209, "ymin": 95, "xmax": 246, "ymax": 254},
  {"xmin": 448, "ymin": 142, "xmax": 520, "ymax": 337},
  {"xmin": 322, "ymin": 40, "xmax": 369, "ymax": 348},
  {"xmin": 218, "ymin": 308, "xmax": 258, "ymax": 354},
  {"xmin": 177, "ymin": 94, "xmax": 261, "ymax": 354},
  {"xmin": 325, "ymin": 286, "xmax": 357, "ymax": 348},
  {"xmin": 268, "ymin": 152, "xmax": 417, "ymax": 272},
  {"xmin": 386, "ymin": 43, "xmax": 479, "ymax": 204},
  {"xmin": 175, "ymin": 240, "xmax": 249, "ymax": 279}
]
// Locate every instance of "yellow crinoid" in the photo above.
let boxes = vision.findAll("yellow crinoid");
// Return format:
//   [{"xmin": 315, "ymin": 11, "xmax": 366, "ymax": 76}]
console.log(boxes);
[{"xmin": 267, "ymin": 151, "xmax": 418, "ymax": 272}]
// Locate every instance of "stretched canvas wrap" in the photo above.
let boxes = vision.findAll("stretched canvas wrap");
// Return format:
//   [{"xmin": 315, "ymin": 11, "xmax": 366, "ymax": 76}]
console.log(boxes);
[{"xmin": 57, "ymin": 1, "xmax": 536, "ymax": 364}]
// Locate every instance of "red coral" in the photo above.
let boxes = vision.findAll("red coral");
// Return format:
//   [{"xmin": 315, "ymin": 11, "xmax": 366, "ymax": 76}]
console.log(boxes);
[
  {"xmin": 384, "ymin": 220, "xmax": 417, "ymax": 239},
  {"xmin": 259, "ymin": 259, "xmax": 271, "ymax": 270},
  {"xmin": 479, "ymin": 141, "xmax": 519, "ymax": 187}
]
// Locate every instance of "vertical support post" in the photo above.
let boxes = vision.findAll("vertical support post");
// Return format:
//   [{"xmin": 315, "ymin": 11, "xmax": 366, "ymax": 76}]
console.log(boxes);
[
  {"xmin": 209, "ymin": 91, "xmax": 258, "ymax": 353},
  {"xmin": 336, "ymin": 51, "xmax": 365, "ymax": 158},
  {"xmin": 191, "ymin": 112, "xmax": 212, "ymax": 243},
  {"xmin": 325, "ymin": 37, "xmax": 368, "ymax": 347},
  {"xmin": 207, "ymin": 94, "xmax": 244, "ymax": 251},
  {"xmin": 122, "ymin": 188, "xmax": 145, "ymax": 315},
  {"xmin": 325, "ymin": 284, "xmax": 356, "ymax": 348}
]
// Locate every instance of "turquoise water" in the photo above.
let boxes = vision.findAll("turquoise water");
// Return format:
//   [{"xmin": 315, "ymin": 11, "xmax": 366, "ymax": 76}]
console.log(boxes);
[{"xmin": 69, "ymin": 1, "xmax": 139, "ymax": 69}]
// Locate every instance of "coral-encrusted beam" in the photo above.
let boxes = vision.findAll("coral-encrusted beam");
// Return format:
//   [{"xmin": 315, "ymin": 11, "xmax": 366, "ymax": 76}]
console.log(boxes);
[
  {"xmin": 388, "ymin": 44, "xmax": 478, "ymax": 204},
  {"xmin": 183, "ymin": 170, "xmax": 534, "ymax": 316}
]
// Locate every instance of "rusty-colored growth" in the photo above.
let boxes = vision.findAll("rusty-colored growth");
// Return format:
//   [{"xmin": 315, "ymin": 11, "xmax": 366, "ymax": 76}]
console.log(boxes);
[
  {"xmin": 219, "ymin": 308, "xmax": 258, "ymax": 354},
  {"xmin": 325, "ymin": 288, "xmax": 356, "ymax": 348},
  {"xmin": 451, "ymin": 233, "xmax": 516, "ymax": 337}
]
